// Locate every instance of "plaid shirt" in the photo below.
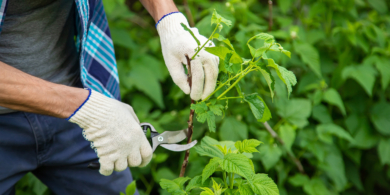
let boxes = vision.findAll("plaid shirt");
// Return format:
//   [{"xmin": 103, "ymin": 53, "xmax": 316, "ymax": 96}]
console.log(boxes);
[{"xmin": 0, "ymin": 0, "xmax": 120, "ymax": 100}]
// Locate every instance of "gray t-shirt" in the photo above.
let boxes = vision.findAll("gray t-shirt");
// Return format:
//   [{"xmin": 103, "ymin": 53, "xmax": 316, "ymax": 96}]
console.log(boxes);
[{"xmin": 0, "ymin": 0, "xmax": 80, "ymax": 114}]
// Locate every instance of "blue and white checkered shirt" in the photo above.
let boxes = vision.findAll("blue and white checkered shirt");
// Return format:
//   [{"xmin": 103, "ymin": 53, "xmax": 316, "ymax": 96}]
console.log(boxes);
[{"xmin": 0, "ymin": 0, "xmax": 120, "ymax": 100}]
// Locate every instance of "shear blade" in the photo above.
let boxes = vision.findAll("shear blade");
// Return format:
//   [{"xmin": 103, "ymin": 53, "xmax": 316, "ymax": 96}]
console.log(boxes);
[
  {"xmin": 158, "ymin": 129, "xmax": 189, "ymax": 144},
  {"xmin": 159, "ymin": 140, "xmax": 198, "ymax": 152}
]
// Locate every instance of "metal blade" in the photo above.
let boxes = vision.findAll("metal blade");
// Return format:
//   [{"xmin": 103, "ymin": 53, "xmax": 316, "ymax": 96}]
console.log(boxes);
[
  {"xmin": 158, "ymin": 129, "xmax": 189, "ymax": 144},
  {"xmin": 159, "ymin": 140, "xmax": 198, "ymax": 152}
]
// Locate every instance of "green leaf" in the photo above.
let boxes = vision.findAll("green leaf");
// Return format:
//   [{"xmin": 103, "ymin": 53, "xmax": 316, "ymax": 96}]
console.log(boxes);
[
  {"xmin": 205, "ymin": 46, "xmax": 231, "ymax": 60},
  {"xmin": 221, "ymin": 153, "xmax": 254, "ymax": 179},
  {"xmin": 120, "ymin": 192, "xmax": 126, "ymax": 195},
  {"xmin": 224, "ymin": 53, "xmax": 234, "ymax": 73},
  {"xmin": 259, "ymin": 67, "xmax": 275, "ymax": 99},
  {"xmin": 239, "ymin": 183, "xmax": 255, "ymax": 195},
  {"xmin": 250, "ymin": 174, "xmax": 279, "ymax": 195},
  {"xmin": 258, "ymin": 98, "xmax": 272, "ymax": 122},
  {"xmin": 322, "ymin": 88, "xmax": 346, "ymax": 116},
  {"xmin": 318, "ymin": 146, "xmax": 347, "ymax": 191},
  {"xmin": 316, "ymin": 123, "xmax": 354, "ymax": 144},
  {"xmin": 378, "ymin": 138, "xmax": 390, "ymax": 165},
  {"xmin": 186, "ymin": 176, "xmax": 203, "ymax": 192},
  {"xmin": 219, "ymin": 117, "xmax": 248, "ymax": 141},
  {"xmin": 282, "ymin": 50, "xmax": 291, "ymax": 58},
  {"xmin": 368, "ymin": 0, "xmax": 388, "ymax": 14},
  {"xmin": 303, "ymin": 177, "xmax": 332, "ymax": 195},
  {"xmin": 259, "ymin": 144, "xmax": 282, "ymax": 170},
  {"xmin": 211, "ymin": 10, "xmax": 232, "ymax": 26},
  {"xmin": 247, "ymin": 33, "xmax": 275, "ymax": 45},
  {"xmin": 200, "ymin": 187, "xmax": 215, "ymax": 195},
  {"xmin": 206, "ymin": 111, "xmax": 216, "ymax": 132},
  {"xmin": 234, "ymin": 139, "xmax": 262, "ymax": 154},
  {"xmin": 288, "ymin": 174, "xmax": 310, "ymax": 187},
  {"xmin": 129, "ymin": 66, "xmax": 164, "ymax": 108},
  {"xmin": 276, "ymin": 99, "xmax": 312, "ymax": 128},
  {"xmin": 191, "ymin": 102, "xmax": 208, "ymax": 114},
  {"xmin": 279, "ymin": 125, "xmax": 295, "ymax": 152},
  {"xmin": 211, "ymin": 178, "xmax": 226, "ymax": 195},
  {"xmin": 267, "ymin": 59, "xmax": 297, "ymax": 97},
  {"xmin": 212, "ymin": 33, "xmax": 234, "ymax": 50},
  {"xmin": 202, "ymin": 158, "xmax": 222, "ymax": 184},
  {"xmin": 370, "ymin": 101, "xmax": 390, "ymax": 135},
  {"xmin": 181, "ymin": 23, "xmax": 200, "ymax": 46},
  {"xmin": 160, "ymin": 177, "xmax": 190, "ymax": 195},
  {"xmin": 194, "ymin": 136, "xmax": 224, "ymax": 158},
  {"xmin": 374, "ymin": 57, "xmax": 390, "ymax": 90},
  {"xmin": 125, "ymin": 180, "xmax": 137, "ymax": 195},
  {"xmin": 244, "ymin": 94, "xmax": 265, "ymax": 121},
  {"xmin": 342, "ymin": 65, "xmax": 377, "ymax": 96},
  {"xmin": 209, "ymin": 104, "xmax": 224, "ymax": 116},
  {"xmin": 312, "ymin": 104, "xmax": 333, "ymax": 124},
  {"xmin": 293, "ymin": 42, "xmax": 322, "ymax": 77}
]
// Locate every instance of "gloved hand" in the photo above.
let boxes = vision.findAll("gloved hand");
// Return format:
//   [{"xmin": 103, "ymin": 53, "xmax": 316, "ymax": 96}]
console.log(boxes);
[
  {"xmin": 68, "ymin": 89, "xmax": 153, "ymax": 176},
  {"xmin": 157, "ymin": 12, "xmax": 219, "ymax": 101}
]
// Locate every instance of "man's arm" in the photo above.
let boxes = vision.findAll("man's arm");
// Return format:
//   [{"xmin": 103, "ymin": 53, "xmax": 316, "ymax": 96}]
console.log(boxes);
[
  {"xmin": 0, "ymin": 61, "xmax": 88, "ymax": 118},
  {"xmin": 139, "ymin": 0, "xmax": 178, "ymax": 22}
]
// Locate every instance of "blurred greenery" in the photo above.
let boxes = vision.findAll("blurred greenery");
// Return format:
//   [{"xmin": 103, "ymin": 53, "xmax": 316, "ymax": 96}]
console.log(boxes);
[{"xmin": 15, "ymin": 0, "xmax": 390, "ymax": 194}]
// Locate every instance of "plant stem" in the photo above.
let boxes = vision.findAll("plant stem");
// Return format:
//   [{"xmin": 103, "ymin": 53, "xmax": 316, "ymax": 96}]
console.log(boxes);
[
  {"xmin": 218, "ymin": 96, "xmax": 243, "ymax": 100},
  {"xmin": 223, "ymin": 172, "xmax": 228, "ymax": 188},
  {"xmin": 183, "ymin": 0, "xmax": 195, "ymax": 27},
  {"xmin": 268, "ymin": 0, "xmax": 273, "ymax": 31},
  {"xmin": 216, "ymin": 67, "xmax": 253, "ymax": 100},
  {"xmin": 230, "ymin": 173, "xmax": 235, "ymax": 189},
  {"xmin": 262, "ymin": 122, "xmax": 305, "ymax": 174},
  {"xmin": 191, "ymin": 24, "xmax": 219, "ymax": 60},
  {"xmin": 180, "ymin": 55, "xmax": 195, "ymax": 177}
]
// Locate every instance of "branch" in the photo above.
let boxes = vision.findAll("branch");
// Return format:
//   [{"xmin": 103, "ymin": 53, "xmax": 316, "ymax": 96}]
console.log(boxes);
[
  {"xmin": 180, "ymin": 54, "xmax": 195, "ymax": 177},
  {"xmin": 183, "ymin": 0, "xmax": 195, "ymax": 27},
  {"xmin": 268, "ymin": 0, "xmax": 273, "ymax": 31},
  {"xmin": 262, "ymin": 122, "xmax": 305, "ymax": 174}
]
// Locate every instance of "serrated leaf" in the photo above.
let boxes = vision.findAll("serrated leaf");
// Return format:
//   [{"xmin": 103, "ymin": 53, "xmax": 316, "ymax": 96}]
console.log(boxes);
[
  {"xmin": 125, "ymin": 180, "xmax": 137, "ymax": 195},
  {"xmin": 293, "ymin": 42, "xmax": 321, "ymax": 77},
  {"xmin": 303, "ymin": 177, "xmax": 332, "ymax": 195},
  {"xmin": 219, "ymin": 117, "xmax": 248, "ymax": 141},
  {"xmin": 209, "ymin": 104, "xmax": 224, "ymax": 116},
  {"xmin": 342, "ymin": 65, "xmax": 377, "ymax": 96},
  {"xmin": 221, "ymin": 153, "xmax": 254, "ymax": 179},
  {"xmin": 211, "ymin": 178, "xmax": 226, "ymax": 195},
  {"xmin": 160, "ymin": 177, "xmax": 190, "ymax": 195},
  {"xmin": 244, "ymin": 94, "xmax": 265, "ymax": 121},
  {"xmin": 202, "ymin": 158, "xmax": 222, "ymax": 184},
  {"xmin": 250, "ymin": 174, "xmax": 279, "ymax": 195},
  {"xmin": 239, "ymin": 183, "xmax": 255, "ymax": 195},
  {"xmin": 207, "ymin": 111, "xmax": 216, "ymax": 132},
  {"xmin": 276, "ymin": 98, "xmax": 311, "ymax": 128},
  {"xmin": 191, "ymin": 102, "xmax": 209, "ymax": 114},
  {"xmin": 267, "ymin": 59, "xmax": 297, "ymax": 97},
  {"xmin": 200, "ymin": 187, "xmax": 215, "ymax": 195},
  {"xmin": 186, "ymin": 176, "xmax": 203, "ymax": 192},
  {"xmin": 316, "ymin": 123, "xmax": 354, "ymax": 144},
  {"xmin": 211, "ymin": 10, "xmax": 232, "ymax": 26},
  {"xmin": 234, "ymin": 139, "xmax": 262, "ymax": 154},
  {"xmin": 258, "ymin": 98, "xmax": 272, "ymax": 123},
  {"xmin": 322, "ymin": 88, "xmax": 346, "ymax": 115},
  {"xmin": 194, "ymin": 136, "xmax": 224, "ymax": 158},
  {"xmin": 181, "ymin": 23, "xmax": 200, "ymax": 46}
]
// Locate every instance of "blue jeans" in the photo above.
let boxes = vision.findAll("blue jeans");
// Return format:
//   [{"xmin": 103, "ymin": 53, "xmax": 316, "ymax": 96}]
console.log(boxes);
[{"xmin": 0, "ymin": 112, "xmax": 137, "ymax": 195}]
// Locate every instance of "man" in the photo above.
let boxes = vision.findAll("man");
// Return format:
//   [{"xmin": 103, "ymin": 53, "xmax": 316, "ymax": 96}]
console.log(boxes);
[{"xmin": 0, "ymin": 0, "xmax": 219, "ymax": 194}]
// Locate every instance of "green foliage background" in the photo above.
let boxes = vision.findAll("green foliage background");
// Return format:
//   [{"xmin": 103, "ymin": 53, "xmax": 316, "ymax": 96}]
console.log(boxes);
[{"xmin": 15, "ymin": 0, "xmax": 390, "ymax": 194}]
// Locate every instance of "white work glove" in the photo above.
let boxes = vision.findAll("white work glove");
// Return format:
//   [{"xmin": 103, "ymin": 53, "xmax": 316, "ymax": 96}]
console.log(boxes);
[
  {"xmin": 157, "ymin": 12, "xmax": 219, "ymax": 100},
  {"xmin": 68, "ymin": 89, "xmax": 153, "ymax": 176}
]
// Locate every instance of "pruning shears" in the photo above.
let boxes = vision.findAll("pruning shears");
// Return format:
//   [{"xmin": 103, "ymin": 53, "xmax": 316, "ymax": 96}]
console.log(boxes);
[{"xmin": 88, "ymin": 122, "xmax": 197, "ymax": 169}]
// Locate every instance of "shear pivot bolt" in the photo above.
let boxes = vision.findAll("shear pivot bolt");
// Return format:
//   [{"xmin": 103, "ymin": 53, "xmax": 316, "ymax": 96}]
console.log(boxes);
[{"xmin": 158, "ymin": 136, "xmax": 163, "ymax": 142}]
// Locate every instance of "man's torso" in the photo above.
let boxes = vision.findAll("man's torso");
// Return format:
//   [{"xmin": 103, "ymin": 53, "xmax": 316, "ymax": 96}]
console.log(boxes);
[{"xmin": 0, "ymin": 0, "xmax": 80, "ymax": 114}]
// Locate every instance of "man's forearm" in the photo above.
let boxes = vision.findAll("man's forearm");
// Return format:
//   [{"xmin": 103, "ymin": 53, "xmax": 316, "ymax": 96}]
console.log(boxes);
[
  {"xmin": 0, "ymin": 61, "xmax": 88, "ymax": 118},
  {"xmin": 139, "ymin": 0, "xmax": 178, "ymax": 22}
]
